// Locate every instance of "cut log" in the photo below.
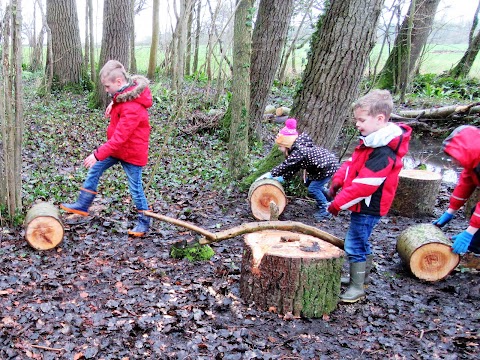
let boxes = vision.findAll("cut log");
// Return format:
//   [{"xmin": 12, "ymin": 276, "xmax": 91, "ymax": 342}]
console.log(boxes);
[
  {"xmin": 25, "ymin": 202, "xmax": 64, "ymax": 250},
  {"xmin": 390, "ymin": 169, "xmax": 442, "ymax": 217},
  {"xmin": 264, "ymin": 104, "xmax": 276, "ymax": 115},
  {"xmin": 396, "ymin": 224, "xmax": 459, "ymax": 281},
  {"xmin": 240, "ymin": 230, "xmax": 344, "ymax": 317},
  {"xmin": 275, "ymin": 106, "xmax": 290, "ymax": 117},
  {"xmin": 248, "ymin": 179, "xmax": 287, "ymax": 220}
]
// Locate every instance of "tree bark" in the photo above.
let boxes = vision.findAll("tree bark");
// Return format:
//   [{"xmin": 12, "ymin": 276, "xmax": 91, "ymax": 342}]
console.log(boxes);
[
  {"xmin": 249, "ymin": 0, "xmax": 294, "ymax": 140},
  {"xmin": 228, "ymin": 0, "xmax": 253, "ymax": 179},
  {"xmin": 292, "ymin": 0, "xmax": 385, "ymax": 150},
  {"xmin": 240, "ymin": 230, "xmax": 344, "ymax": 317},
  {"xmin": 375, "ymin": 0, "xmax": 441, "ymax": 92},
  {"xmin": 130, "ymin": 0, "xmax": 138, "ymax": 74},
  {"xmin": 88, "ymin": 0, "xmax": 95, "ymax": 83},
  {"xmin": 192, "ymin": 0, "xmax": 202, "ymax": 74},
  {"xmin": 94, "ymin": 0, "xmax": 134, "ymax": 109},
  {"xmin": 185, "ymin": 3, "xmax": 194, "ymax": 76},
  {"xmin": 0, "ymin": 0, "xmax": 23, "ymax": 218},
  {"xmin": 390, "ymin": 169, "xmax": 442, "ymax": 217},
  {"xmin": 397, "ymin": 224, "xmax": 459, "ymax": 281},
  {"xmin": 46, "ymin": 0, "xmax": 83, "ymax": 87},
  {"xmin": 147, "ymin": 0, "xmax": 160, "ymax": 79},
  {"xmin": 172, "ymin": 0, "xmax": 194, "ymax": 93}
]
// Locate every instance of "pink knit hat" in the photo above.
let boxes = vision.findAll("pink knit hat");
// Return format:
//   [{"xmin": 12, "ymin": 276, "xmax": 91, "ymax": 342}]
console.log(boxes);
[
  {"xmin": 279, "ymin": 118, "xmax": 298, "ymax": 135},
  {"xmin": 276, "ymin": 118, "xmax": 298, "ymax": 148}
]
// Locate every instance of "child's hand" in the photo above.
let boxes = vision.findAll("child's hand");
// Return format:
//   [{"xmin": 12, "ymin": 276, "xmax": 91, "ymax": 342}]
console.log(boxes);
[
  {"xmin": 328, "ymin": 182, "xmax": 342, "ymax": 199},
  {"xmin": 327, "ymin": 202, "xmax": 340, "ymax": 216},
  {"xmin": 104, "ymin": 101, "xmax": 113, "ymax": 118},
  {"xmin": 84, "ymin": 153, "xmax": 98, "ymax": 168}
]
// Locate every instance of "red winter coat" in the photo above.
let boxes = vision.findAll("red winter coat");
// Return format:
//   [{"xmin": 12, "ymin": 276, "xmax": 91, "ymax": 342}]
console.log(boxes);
[
  {"xmin": 95, "ymin": 75, "xmax": 153, "ymax": 166},
  {"xmin": 330, "ymin": 123, "xmax": 412, "ymax": 216},
  {"xmin": 442, "ymin": 125, "xmax": 480, "ymax": 228}
]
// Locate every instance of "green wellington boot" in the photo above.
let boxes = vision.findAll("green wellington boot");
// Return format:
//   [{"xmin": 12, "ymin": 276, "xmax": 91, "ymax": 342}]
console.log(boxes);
[
  {"xmin": 341, "ymin": 254, "xmax": 373, "ymax": 285},
  {"xmin": 340, "ymin": 262, "xmax": 366, "ymax": 303}
]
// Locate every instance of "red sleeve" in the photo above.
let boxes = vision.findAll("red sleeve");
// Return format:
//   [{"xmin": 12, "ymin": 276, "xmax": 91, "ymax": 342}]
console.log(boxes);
[{"xmin": 449, "ymin": 169, "xmax": 477, "ymax": 210}]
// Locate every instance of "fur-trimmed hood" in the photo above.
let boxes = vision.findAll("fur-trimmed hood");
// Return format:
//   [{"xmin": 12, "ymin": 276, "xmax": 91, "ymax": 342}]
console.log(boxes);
[{"xmin": 114, "ymin": 75, "xmax": 150, "ymax": 104}]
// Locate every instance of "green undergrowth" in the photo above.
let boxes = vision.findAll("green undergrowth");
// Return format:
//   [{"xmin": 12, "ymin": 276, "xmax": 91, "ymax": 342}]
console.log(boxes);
[{"xmin": 169, "ymin": 242, "xmax": 215, "ymax": 262}]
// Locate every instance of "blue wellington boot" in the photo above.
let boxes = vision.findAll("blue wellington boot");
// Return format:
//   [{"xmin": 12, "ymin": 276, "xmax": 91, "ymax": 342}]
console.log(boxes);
[
  {"xmin": 128, "ymin": 211, "xmax": 151, "ymax": 237},
  {"xmin": 60, "ymin": 188, "xmax": 96, "ymax": 216}
]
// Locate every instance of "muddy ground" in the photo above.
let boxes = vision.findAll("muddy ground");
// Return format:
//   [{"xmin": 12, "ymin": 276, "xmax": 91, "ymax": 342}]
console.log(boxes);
[{"xmin": 0, "ymin": 176, "xmax": 478, "ymax": 359}]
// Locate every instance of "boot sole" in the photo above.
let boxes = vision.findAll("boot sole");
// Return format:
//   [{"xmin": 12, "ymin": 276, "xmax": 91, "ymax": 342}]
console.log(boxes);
[
  {"xmin": 128, "ymin": 230, "xmax": 146, "ymax": 237},
  {"xmin": 339, "ymin": 295, "xmax": 365, "ymax": 303},
  {"xmin": 59, "ymin": 205, "xmax": 89, "ymax": 217}
]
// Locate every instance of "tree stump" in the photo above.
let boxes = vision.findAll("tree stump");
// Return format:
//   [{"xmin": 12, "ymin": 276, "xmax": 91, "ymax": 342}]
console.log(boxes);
[
  {"xmin": 390, "ymin": 169, "xmax": 442, "ymax": 217},
  {"xmin": 25, "ymin": 202, "xmax": 64, "ymax": 250},
  {"xmin": 240, "ymin": 230, "xmax": 344, "ymax": 317},
  {"xmin": 396, "ymin": 224, "xmax": 459, "ymax": 281},
  {"xmin": 248, "ymin": 179, "xmax": 287, "ymax": 220}
]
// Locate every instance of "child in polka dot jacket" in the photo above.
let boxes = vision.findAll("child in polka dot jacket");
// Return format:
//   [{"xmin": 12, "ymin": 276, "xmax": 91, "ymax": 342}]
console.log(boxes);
[{"xmin": 258, "ymin": 118, "xmax": 339, "ymax": 221}]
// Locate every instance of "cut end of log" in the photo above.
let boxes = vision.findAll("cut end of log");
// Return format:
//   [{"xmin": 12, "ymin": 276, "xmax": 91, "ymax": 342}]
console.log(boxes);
[
  {"xmin": 410, "ymin": 243, "xmax": 460, "ymax": 281},
  {"xmin": 399, "ymin": 169, "xmax": 442, "ymax": 181},
  {"xmin": 248, "ymin": 179, "xmax": 287, "ymax": 220},
  {"xmin": 25, "ymin": 216, "xmax": 64, "ymax": 250}
]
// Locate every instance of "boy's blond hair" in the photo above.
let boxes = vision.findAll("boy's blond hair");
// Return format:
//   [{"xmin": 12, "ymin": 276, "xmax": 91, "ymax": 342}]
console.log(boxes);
[
  {"xmin": 99, "ymin": 60, "xmax": 128, "ymax": 82},
  {"xmin": 352, "ymin": 89, "xmax": 393, "ymax": 120}
]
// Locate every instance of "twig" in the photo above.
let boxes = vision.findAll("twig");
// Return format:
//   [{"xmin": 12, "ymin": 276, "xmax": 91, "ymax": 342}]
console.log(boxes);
[{"xmin": 31, "ymin": 344, "xmax": 64, "ymax": 352}]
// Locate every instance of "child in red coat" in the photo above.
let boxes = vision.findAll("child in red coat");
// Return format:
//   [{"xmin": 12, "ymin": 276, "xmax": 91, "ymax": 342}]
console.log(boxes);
[
  {"xmin": 61, "ymin": 60, "xmax": 153, "ymax": 237},
  {"xmin": 328, "ymin": 89, "xmax": 412, "ymax": 303}
]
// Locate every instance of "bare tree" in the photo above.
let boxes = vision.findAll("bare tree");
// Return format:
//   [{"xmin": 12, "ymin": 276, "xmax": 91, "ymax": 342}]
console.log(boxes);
[
  {"xmin": 192, "ymin": 0, "xmax": 202, "ymax": 74},
  {"xmin": 0, "ymin": 0, "xmax": 23, "ymax": 220},
  {"xmin": 172, "ymin": 0, "xmax": 195, "ymax": 92},
  {"xmin": 94, "ymin": 0, "xmax": 134, "ymax": 108},
  {"xmin": 292, "ymin": 0, "xmax": 386, "ymax": 149},
  {"xmin": 250, "ymin": 0, "xmax": 294, "ymax": 139},
  {"xmin": 447, "ymin": 0, "xmax": 480, "ymax": 78},
  {"xmin": 46, "ymin": 0, "xmax": 83, "ymax": 87},
  {"xmin": 147, "ymin": 0, "xmax": 160, "ymax": 79},
  {"xmin": 375, "ymin": 0, "xmax": 441, "ymax": 93},
  {"xmin": 228, "ymin": 0, "xmax": 253, "ymax": 179}
]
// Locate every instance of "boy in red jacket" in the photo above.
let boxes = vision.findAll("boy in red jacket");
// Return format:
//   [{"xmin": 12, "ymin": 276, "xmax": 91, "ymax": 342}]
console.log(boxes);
[
  {"xmin": 61, "ymin": 60, "xmax": 153, "ymax": 237},
  {"xmin": 433, "ymin": 125, "xmax": 480, "ymax": 255},
  {"xmin": 327, "ymin": 90, "xmax": 412, "ymax": 303}
]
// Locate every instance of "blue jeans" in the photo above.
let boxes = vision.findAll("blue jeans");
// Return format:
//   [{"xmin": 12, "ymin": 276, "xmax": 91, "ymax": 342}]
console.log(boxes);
[
  {"xmin": 82, "ymin": 157, "xmax": 148, "ymax": 211},
  {"xmin": 307, "ymin": 177, "xmax": 331, "ymax": 211},
  {"xmin": 344, "ymin": 212, "xmax": 381, "ymax": 263}
]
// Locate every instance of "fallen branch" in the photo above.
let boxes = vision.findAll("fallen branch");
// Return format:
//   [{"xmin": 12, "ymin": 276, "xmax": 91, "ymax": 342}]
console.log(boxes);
[
  {"xmin": 144, "ymin": 211, "xmax": 344, "ymax": 249},
  {"xmin": 392, "ymin": 103, "xmax": 480, "ymax": 120}
]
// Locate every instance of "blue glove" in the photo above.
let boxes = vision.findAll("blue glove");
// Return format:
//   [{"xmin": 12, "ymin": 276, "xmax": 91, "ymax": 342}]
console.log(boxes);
[
  {"xmin": 451, "ymin": 231, "xmax": 474, "ymax": 254},
  {"xmin": 433, "ymin": 211, "xmax": 454, "ymax": 227},
  {"xmin": 257, "ymin": 172, "xmax": 273, "ymax": 181},
  {"xmin": 273, "ymin": 176, "xmax": 284, "ymax": 183}
]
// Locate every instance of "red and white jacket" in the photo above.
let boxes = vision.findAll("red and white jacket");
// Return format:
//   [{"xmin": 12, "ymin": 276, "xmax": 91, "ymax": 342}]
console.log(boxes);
[
  {"xmin": 329, "ymin": 123, "xmax": 412, "ymax": 216},
  {"xmin": 443, "ymin": 125, "xmax": 480, "ymax": 228},
  {"xmin": 95, "ymin": 75, "xmax": 153, "ymax": 167}
]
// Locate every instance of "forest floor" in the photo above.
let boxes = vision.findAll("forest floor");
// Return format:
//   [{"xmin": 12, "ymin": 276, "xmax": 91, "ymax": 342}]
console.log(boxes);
[{"xmin": 0, "ymin": 82, "xmax": 479, "ymax": 359}]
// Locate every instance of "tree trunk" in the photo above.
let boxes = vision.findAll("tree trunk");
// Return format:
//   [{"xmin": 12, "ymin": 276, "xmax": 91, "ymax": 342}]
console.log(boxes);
[
  {"xmin": 31, "ymin": 1, "xmax": 45, "ymax": 72},
  {"xmin": 25, "ymin": 202, "xmax": 64, "ymax": 250},
  {"xmin": 130, "ymin": 0, "xmax": 137, "ymax": 74},
  {"xmin": 292, "ymin": 0, "xmax": 385, "ymax": 150},
  {"xmin": 228, "ymin": 0, "xmax": 253, "ymax": 179},
  {"xmin": 88, "ymin": 0, "xmax": 95, "ymax": 83},
  {"xmin": 240, "ymin": 230, "xmax": 344, "ymax": 317},
  {"xmin": 147, "ymin": 0, "xmax": 160, "ymax": 79},
  {"xmin": 390, "ymin": 169, "xmax": 442, "ymax": 217},
  {"xmin": 397, "ymin": 224, "xmax": 459, "ymax": 281},
  {"xmin": 185, "ymin": 4, "xmax": 194, "ymax": 76},
  {"xmin": 46, "ymin": 0, "xmax": 83, "ymax": 87},
  {"xmin": 249, "ymin": 0, "xmax": 294, "ymax": 140},
  {"xmin": 192, "ymin": 0, "xmax": 202, "ymax": 74},
  {"xmin": 447, "ymin": 10, "xmax": 480, "ymax": 79},
  {"xmin": 172, "ymin": 0, "xmax": 194, "ymax": 93},
  {"xmin": 0, "ymin": 0, "xmax": 23, "ymax": 219},
  {"xmin": 375, "ymin": 0, "xmax": 441, "ymax": 92},
  {"xmin": 94, "ymin": 0, "xmax": 134, "ymax": 109}
]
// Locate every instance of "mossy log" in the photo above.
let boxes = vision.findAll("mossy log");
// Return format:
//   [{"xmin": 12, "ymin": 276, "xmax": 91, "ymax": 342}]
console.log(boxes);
[
  {"xmin": 465, "ymin": 188, "xmax": 480, "ymax": 220},
  {"xmin": 25, "ymin": 202, "xmax": 64, "ymax": 250},
  {"xmin": 396, "ymin": 224, "xmax": 459, "ymax": 281},
  {"xmin": 241, "ymin": 145, "xmax": 285, "ymax": 190},
  {"xmin": 239, "ymin": 230, "xmax": 344, "ymax": 317},
  {"xmin": 248, "ymin": 179, "xmax": 287, "ymax": 220},
  {"xmin": 390, "ymin": 169, "xmax": 442, "ymax": 217}
]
